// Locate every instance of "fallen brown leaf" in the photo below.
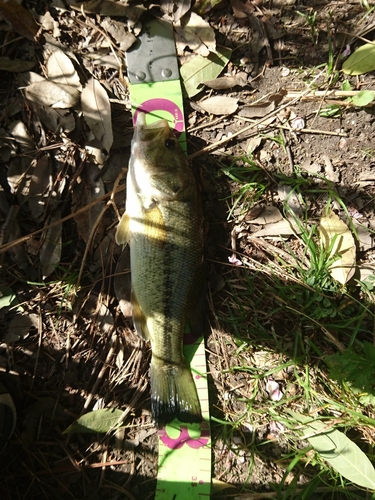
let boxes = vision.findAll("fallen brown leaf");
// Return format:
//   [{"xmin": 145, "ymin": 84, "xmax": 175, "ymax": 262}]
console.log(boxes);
[{"xmin": 0, "ymin": 0, "xmax": 38, "ymax": 40}]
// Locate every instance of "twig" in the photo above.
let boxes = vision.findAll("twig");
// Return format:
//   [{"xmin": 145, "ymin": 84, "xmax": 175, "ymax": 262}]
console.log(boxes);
[
  {"xmin": 83, "ymin": 337, "xmax": 116, "ymax": 412},
  {"xmin": 279, "ymin": 127, "xmax": 294, "ymax": 174},
  {"xmin": 277, "ymin": 124, "xmax": 348, "ymax": 137},
  {"xmin": 285, "ymin": 89, "xmax": 375, "ymax": 100},
  {"xmin": 76, "ymin": 200, "xmax": 112, "ymax": 288},
  {"xmin": 29, "ymin": 309, "xmax": 43, "ymax": 393}
]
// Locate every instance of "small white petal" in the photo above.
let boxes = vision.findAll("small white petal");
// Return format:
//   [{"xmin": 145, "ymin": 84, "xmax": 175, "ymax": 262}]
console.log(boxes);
[{"xmin": 291, "ymin": 117, "xmax": 305, "ymax": 130}]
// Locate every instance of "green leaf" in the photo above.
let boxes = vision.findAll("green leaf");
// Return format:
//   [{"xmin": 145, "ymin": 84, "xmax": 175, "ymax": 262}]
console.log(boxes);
[
  {"xmin": 342, "ymin": 43, "xmax": 375, "ymax": 75},
  {"xmin": 63, "ymin": 408, "xmax": 124, "ymax": 434},
  {"xmin": 180, "ymin": 46, "xmax": 231, "ymax": 98},
  {"xmin": 326, "ymin": 342, "xmax": 375, "ymax": 396},
  {"xmin": 351, "ymin": 90, "xmax": 375, "ymax": 107},
  {"xmin": 319, "ymin": 104, "xmax": 341, "ymax": 118},
  {"xmin": 341, "ymin": 79, "xmax": 352, "ymax": 91},
  {"xmin": 0, "ymin": 288, "xmax": 18, "ymax": 309},
  {"xmin": 290, "ymin": 411, "xmax": 375, "ymax": 489}
]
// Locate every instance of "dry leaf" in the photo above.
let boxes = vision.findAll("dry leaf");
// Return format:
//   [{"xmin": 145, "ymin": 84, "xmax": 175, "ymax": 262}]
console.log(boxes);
[
  {"xmin": 251, "ymin": 218, "xmax": 302, "ymax": 237},
  {"xmin": 84, "ymin": 52, "xmax": 122, "ymax": 70},
  {"xmin": 175, "ymin": 12, "xmax": 216, "ymax": 56},
  {"xmin": 68, "ymin": 0, "xmax": 145, "ymax": 19},
  {"xmin": 3, "ymin": 210, "xmax": 28, "ymax": 270},
  {"xmin": 161, "ymin": 0, "xmax": 191, "ymax": 22},
  {"xmin": 239, "ymin": 101, "xmax": 275, "ymax": 118},
  {"xmin": 28, "ymin": 101, "xmax": 76, "ymax": 134},
  {"xmin": 199, "ymin": 95, "xmax": 238, "ymax": 115},
  {"xmin": 46, "ymin": 49, "xmax": 82, "ymax": 90},
  {"xmin": 353, "ymin": 220, "xmax": 372, "ymax": 252},
  {"xmin": 318, "ymin": 210, "xmax": 356, "ymax": 285},
  {"xmin": 8, "ymin": 120, "xmax": 35, "ymax": 152},
  {"xmin": 246, "ymin": 136, "xmax": 262, "ymax": 154},
  {"xmin": 17, "ymin": 70, "xmax": 44, "ymax": 87},
  {"xmin": 39, "ymin": 11, "xmax": 56, "ymax": 31},
  {"xmin": 28, "ymin": 155, "xmax": 52, "ymax": 220},
  {"xmin": 249, "ymin": 206, "xmax": 283, "ymax": 225},
  {"xmin": 0, "ymin": 0, "xmax": 38, "ymax": 41},
  {"xmin": 278, "ymin": 185, "xmax": 304, "ymax": 216},
  {"xmin": 203, "ymin": 72, "xmax": 248, "ymax": 89},
  {"xmin": 6, "ymin": 313, "xmax": 39, "ymax": 343},
  {"xmin": 101, "ymin": 18, "xmax": 137, "ymax": 51},
  {"xmin": 231, "ymin": 0, "xmax": 254, "ymax": 18},
  {"xmin": 323, "ymin": 155, "xmax": 339, "ymax": 183},
  {"xmin": 81, "ymin": 78, "xmax": 113, "ymax": 153},
  {"xmin": 24, "ymin": 79, "xmax": 80, "ymax": 108},
  {"xmin": 7, "ymin": 157, "xmax": 32, "ymax": 201}
]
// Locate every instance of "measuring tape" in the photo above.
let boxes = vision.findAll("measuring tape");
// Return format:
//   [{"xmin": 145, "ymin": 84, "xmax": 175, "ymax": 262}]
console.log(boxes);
[{"xmin": 125, "ymin": 18, "xmax": 211, "ymax": 500}]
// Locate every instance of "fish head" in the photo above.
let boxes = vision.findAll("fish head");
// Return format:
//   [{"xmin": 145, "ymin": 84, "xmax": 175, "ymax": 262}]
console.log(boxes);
[{"xmin": 130, "ymin": 113, "xmax": 192, "ymax": 201}]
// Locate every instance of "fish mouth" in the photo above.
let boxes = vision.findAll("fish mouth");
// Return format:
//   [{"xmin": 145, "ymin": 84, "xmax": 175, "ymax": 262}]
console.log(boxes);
[{"xmin": 135, "ymin": 113, "xmax": 171, "ymax": 143}]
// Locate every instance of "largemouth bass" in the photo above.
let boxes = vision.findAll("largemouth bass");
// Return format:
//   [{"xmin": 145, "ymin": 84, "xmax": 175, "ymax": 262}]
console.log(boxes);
[{"xmin": 116, "ymin": 113, "xmax": 203, "ymax": 426}]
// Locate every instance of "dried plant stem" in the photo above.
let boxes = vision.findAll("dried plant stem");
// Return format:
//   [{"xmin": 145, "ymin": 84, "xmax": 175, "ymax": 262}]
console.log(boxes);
[
  {"xmin": 83, "ymin": 339, "xmax": 116, "ymax": 412},
  {"xmin": 286, "ymin": 89, "xmax": 375, "ymax": 100}
]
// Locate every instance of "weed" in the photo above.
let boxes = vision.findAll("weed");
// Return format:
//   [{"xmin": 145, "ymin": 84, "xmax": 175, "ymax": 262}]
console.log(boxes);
[
  {"xmin": 218, "ymin": 155, "xmax": 269, "ymax": 219},
  {"xmin": 213, "ymin": 146, "xmax": 375, "ymax": 496},
  {"xmin": 326, "ymin": 342, "xmax": 375, "ymax": 406},
  {"xmin": 297, "ymin": 9, "xmax": 318, "ymax": 44},
  {"xmin": 361, "ymin": 148, "xmax": 375, "ymax": 159}
]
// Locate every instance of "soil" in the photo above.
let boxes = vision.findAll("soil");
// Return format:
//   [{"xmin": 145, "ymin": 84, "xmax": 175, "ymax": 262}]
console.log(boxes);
[{"xmin": 0, "ymin": 0, "xmax": 375, "ymax": 499}]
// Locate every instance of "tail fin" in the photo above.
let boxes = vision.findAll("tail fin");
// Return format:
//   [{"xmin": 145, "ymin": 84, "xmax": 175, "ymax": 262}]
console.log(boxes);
[{"xmin": 150, "ymin": 358, "xmax": 202, "ymax": 427}]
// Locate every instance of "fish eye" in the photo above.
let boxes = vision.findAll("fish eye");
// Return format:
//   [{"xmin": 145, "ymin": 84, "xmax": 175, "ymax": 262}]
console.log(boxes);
[{"xmin": 165, "ymin": 139, "xmax": 176, "ymax": 149}]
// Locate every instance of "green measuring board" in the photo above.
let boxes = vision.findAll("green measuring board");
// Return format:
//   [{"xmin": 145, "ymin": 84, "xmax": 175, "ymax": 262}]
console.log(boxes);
[{"xmin": 126, "ymin": 18, "xmax": 211, "ymax": 500}]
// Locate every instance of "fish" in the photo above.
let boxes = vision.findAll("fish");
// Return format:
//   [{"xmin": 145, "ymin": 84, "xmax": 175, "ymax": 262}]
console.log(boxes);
[{"xmin": 115, "ymin": 112, "xmax": 203, "ymax": 426}]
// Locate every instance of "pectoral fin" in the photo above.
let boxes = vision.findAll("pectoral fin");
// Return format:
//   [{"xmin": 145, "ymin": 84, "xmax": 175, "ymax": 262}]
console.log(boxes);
[
  {"xmin": 144, "ymin": 204, "xmax": 166, "ymax": 245},
  {"xmin": 115, "ymin": 212, "xmax": 130, "ymax": 246}
]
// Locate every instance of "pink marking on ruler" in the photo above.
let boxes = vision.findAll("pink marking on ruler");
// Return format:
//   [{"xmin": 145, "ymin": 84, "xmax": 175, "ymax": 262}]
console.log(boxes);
[{"xmin": 133, "ymin": 98, "xmax": 184, "ymax": 136}]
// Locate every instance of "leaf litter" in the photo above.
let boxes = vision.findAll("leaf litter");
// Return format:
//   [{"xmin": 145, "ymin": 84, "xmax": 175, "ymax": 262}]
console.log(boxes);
[{"xmin": 0, "ymin": 0, "xmax": 375, "ymax": 499}]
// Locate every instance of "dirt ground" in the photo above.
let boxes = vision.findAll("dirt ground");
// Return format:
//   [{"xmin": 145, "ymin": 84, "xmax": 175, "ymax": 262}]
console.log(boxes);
[{"xmin": 0, "ymin": 0, "xmax": 375, "ymax": 499}]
